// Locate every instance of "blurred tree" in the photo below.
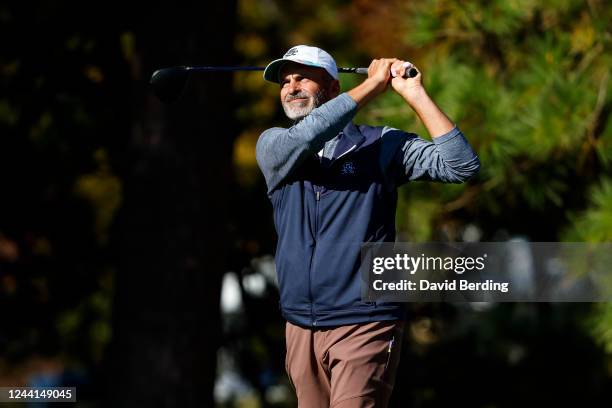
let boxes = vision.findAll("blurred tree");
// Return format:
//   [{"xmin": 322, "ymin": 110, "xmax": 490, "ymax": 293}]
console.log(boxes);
[
  {"xmin": 0, "ymin": 1, "xmax": 127, "ymax": 393},
  {"xmin": 351, "ymin": 0, "xmax": 611, "ymax": 242},
  {"xmin": 0, "ymin": 1, "xmax": 238, "ymax": 405},
  {"xmin": 104, "ymin": 2, "xmax": 237, "ymax": 407}
]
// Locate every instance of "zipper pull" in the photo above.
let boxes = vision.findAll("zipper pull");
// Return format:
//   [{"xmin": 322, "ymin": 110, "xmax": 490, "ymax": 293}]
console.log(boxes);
[{"xmin": 316, "ymin": 191, "xmax": 320, "ymax": 201}]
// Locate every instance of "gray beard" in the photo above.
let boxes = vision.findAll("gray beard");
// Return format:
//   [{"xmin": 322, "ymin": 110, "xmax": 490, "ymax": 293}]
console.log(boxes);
[{"xmin": 282, "ymin": 89, "xmax": 328, "ymax": 121}]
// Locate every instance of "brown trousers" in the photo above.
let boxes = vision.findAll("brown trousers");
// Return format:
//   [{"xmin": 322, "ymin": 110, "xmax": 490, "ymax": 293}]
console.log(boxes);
[{"xmin": 285, "ymin": 320, "xmax": 404, "ymax": 408}]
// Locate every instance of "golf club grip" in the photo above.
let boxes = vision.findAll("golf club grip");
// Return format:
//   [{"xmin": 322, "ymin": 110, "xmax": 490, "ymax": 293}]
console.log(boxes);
[{"xmin": 342, "ymin": 67, "xmax": 418, "ymax": 78}]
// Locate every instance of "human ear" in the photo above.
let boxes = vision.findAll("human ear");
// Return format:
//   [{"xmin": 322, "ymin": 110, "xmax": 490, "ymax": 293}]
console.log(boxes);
[{"xmin": 329, "ymin": 79, "xmax": 340, "ymax": 98}]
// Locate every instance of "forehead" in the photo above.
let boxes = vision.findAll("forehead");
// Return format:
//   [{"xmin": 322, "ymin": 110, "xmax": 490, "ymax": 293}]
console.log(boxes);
[{"xmin": 278, "ymin": 62, "xmax": 328, "ymax": 82}]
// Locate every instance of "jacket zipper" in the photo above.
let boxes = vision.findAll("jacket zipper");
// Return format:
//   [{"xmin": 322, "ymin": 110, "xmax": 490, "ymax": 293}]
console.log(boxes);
[
  {"xmin": 308, "ymin": 142, "xmax": 358, "ymax": 326},
  {"xmin": 310, "ymin": 187, "xmax": 321, "ymax": 326}
]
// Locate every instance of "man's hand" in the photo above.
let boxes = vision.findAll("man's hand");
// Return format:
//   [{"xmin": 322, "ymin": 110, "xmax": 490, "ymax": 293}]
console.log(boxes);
[
  {"xmin": 347, "ymin": 58, "xmax": 454, "ymax": 139},
  {"xmin": 347, "ymin": 58, "xmax": 397, "ymax": 109},
  {"xmin": 365, "ymin": 58, "xmax": 397, "ymax": 95},
  {"xmin": 388, "ymin": 60, "xmax": 455, "ymax": 138},
  {"xmin": 389, "ymin": 60, "xmax": 425, "ymax": 105}
]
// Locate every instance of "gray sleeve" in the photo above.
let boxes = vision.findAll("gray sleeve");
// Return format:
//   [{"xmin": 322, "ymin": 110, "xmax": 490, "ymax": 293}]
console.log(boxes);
[
  {"xmin": 256, "ymin": 93, "xmax": 358, "ymax": 193},
  {"xmin": 387, "ymin": 126, "xmax": 480, "ymax": 184}
]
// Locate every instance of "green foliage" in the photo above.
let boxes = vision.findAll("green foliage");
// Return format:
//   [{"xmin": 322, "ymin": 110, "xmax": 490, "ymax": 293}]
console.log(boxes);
[
  {"xmin": 564, "ymin": 178, "xmax": 612, "ymax": 242},
  {"xmin": 349, "ymin": 0, "xmax": 612, "ymax": 238},
  {"xmin": 562, "ymin": 179, "xmax": 612, "ymax": 354},
  {"xmin": 587, "ymin": 303, "xmax": 612, "ymax": 354}
]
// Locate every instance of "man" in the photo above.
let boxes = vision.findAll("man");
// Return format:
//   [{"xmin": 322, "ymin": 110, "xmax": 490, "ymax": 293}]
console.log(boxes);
[{"xmin": 256, "ymin": 45, "xmax": 480, "ymax": 407}]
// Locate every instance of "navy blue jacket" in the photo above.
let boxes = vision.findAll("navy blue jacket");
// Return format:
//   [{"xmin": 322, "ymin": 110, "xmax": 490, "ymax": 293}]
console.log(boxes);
[{"xmin": 256, "ymin": 93, "xmax": 480, "ymax": 327}]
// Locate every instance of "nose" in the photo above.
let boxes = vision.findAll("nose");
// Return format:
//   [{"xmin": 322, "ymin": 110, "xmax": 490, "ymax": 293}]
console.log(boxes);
[{"xmin": 286, "ymin": 79, "xmax": 300, "ymax": 94}]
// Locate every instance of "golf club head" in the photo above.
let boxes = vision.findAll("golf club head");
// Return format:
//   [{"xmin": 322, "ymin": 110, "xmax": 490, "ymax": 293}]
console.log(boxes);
[{"xmin": 150, "ymin": 66, "xmax": 190, "ymax": 103}]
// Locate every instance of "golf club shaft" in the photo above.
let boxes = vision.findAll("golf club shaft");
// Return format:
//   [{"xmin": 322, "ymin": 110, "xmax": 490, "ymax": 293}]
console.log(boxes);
[
  {"xmin": 149, "ymin": 65, "xmax": 417, "ymax": 103},
  {"xmin": 180, "ymin": 66, "xmax": 415, "ymax": 77}
]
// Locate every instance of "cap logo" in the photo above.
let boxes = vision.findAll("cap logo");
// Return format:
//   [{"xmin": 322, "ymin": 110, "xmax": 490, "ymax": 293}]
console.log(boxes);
[{"xmin": 284, "ymin": 47, "xmax": 299, "ymax": 57}]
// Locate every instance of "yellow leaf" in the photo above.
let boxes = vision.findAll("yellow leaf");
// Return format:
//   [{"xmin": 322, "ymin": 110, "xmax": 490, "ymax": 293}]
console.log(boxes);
[{"xmin": 84, "ymin": 65, "xmax": 104, "ymax": 83}]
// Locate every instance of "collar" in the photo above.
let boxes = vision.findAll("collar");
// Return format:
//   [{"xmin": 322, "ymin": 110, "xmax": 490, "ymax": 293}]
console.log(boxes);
[
  {"xmin": 333, "ymin": 122, "xmax": 365, "ymax": 160},
  {"xmin": 319, "ymin": 122, "xmax": 365, "ymax": 167}
]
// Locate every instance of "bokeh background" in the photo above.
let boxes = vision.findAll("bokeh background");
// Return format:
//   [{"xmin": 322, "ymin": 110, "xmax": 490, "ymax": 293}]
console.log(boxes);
[{"xmin": 1, "ymin": 0, "xmax": 612, "ymax": 406}]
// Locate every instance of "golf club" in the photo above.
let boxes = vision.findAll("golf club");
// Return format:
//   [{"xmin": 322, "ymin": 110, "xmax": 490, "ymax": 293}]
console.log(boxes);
[{"xmin": 150, "ymin": 65, "xmax": 419, "ymax": 103}]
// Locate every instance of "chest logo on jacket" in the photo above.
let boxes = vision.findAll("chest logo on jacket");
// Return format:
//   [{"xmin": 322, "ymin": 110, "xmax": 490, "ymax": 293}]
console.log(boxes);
[{"xmin": 340, "ymin": 161, "xmax": 356, "ymax": 175}]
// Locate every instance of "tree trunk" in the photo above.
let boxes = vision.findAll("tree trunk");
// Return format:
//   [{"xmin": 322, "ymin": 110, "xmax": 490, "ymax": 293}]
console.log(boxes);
[{"xmin": 105, "ymin": 2, "xmax": 236, "ymax": 406}]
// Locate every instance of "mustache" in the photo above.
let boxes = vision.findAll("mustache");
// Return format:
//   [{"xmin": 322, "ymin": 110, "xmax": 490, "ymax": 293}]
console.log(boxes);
[{"xmin": 284, "ymin": 91, "xmax": 313, "ymax": 103}]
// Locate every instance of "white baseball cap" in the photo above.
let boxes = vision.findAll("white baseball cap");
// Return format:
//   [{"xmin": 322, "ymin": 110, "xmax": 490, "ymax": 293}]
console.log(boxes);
[{"xmin": 263, "ymin": 45, "xmax": 339, "ymax": 83}]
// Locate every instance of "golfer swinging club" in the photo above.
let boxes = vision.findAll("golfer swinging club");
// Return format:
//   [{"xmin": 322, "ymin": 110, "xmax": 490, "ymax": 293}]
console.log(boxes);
[{"xmin": 256, "ymin": 45, "xmax": 480, "ymax": 407}]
